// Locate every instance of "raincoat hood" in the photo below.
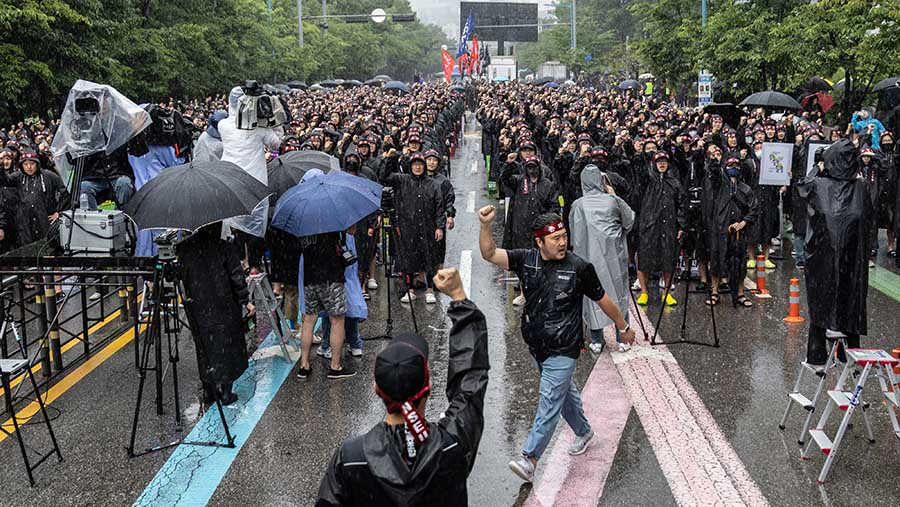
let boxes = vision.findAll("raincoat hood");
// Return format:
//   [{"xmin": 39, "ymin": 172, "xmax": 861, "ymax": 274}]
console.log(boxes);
[
  {"xmin": 207, "ymin": 110, "xmax": 228, "ymax": 140},
  {"xmin": 823, "ymin": 139, "xmax": 858, "ymax": 181},
  {"xmin": 227, "ymin": 86, "xmax": 244, "ymax": 116},
  {"xmin": 581, "ymin": 164, "xmax": 605, "ymax": 195}
]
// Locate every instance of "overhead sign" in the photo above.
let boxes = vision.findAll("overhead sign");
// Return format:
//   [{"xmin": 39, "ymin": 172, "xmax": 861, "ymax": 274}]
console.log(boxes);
[
  {"xmin": 460, "ymin": 2, "xmax": 538, "ymax": 43},
  {"xmin": 698, "ymin": 70, "xmax": 712, "ymax": 106}
]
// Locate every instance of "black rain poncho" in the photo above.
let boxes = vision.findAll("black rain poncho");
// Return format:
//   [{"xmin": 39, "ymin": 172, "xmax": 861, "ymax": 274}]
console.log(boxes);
[
  {"xmin": 636, "ymin": 163, "xmax": 686, "ymax": 273},
  {"xmin": 798, "ymin": 139, "xmax": 873, "ymax": 335}
]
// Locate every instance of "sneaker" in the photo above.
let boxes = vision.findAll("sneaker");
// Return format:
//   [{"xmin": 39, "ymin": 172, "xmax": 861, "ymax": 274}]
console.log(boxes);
[
  {"xmin": 316, "ymin": 346, "xmax": 332, "ymax": 359},
  {"xmin": 658, "ymin": 278, "xmax": 666, "ymax": 288},
  {"xmin": 296, "ymin": 366, "xmax": 312, "ymax": 379},
  {"xmin": 636, "ymin": 293, "xmax": 649, "ymax": 306},
  {"xmin": 425, "ymin": 292, "xmax": 437, "ymax": 304},
  {"xmin": 328, "ymin": 365, "xmax": 357, "ymax": 379},
  {"xmin": 618, "ymin": 342, "xmax": 632, "ymax": 353},
  {"xmin": 367, "ymin": 278, "xmax": 379, "ymax": 290},
  {"xmin": 512, "ymin": 294, "xmax": 526, "ymax": 306},
  {"xmin": 312, "ymin": 333, "xmax": 323, "ymax": 344},
  {"xmin": 568, "ymin": 430, "xmax": 595, "ymax": 456},
  {"xmin": 351, "ymin": 347, "xmax": 363, "ymax": 357},
  {"xmin": 869, "ymin": 259, "xmax": 876, "ymax": 268},
  {"xmin": 508, "ymin": 457, "xmax": 535, "ymax": 483},
  {"xmin": 55, "ymin": 293, "xmax": 67, "ymax": 305},
  {"xmin": 589, "ymin": 342, "xmax": 605, "ymax": 354},
  {"xmin": 89, "ymin": 292, "xmax": 102, "ymax": 301},
  {"xmin": 662, "ymin": 293, "xmax": 678, "ymax": 306},
  {"xmin": 796, "ymin": 260, "xmax": 806, "ymax": 270},
  {"xmin": 631, "ymin": 279, "xmax": 642, "ymax": 290},
  {"xmin": 400, "ymin": 292, "xmax": 417, "ymax": 303},
  {"xmin": 764, "ymin": 259, "xmax": 776, "ymax": 269}
]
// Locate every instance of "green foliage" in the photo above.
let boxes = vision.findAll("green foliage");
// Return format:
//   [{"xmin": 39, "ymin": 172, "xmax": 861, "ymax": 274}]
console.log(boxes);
[{"xmin": 0, "ymin": 0, "xmax": 451, "ymax": 123}]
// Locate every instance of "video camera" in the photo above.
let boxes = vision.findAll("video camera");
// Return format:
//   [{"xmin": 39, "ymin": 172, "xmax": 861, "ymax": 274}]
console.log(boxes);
[
  {"xmin": 154, "ymin": 229, "xmax": 190, "ymax": 262},
  {"xmin": 236, "ymin": 80, "xmax": 287, "ymax": 130}
]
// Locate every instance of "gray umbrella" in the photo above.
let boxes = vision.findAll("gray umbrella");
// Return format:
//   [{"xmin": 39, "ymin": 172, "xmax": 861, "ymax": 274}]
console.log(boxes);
[
  {"xmin": 873, "ymin": 77, "xmax": 900, "ymax": 92},
  {"xmin": 739, "ymin": 91, "xmax": 802, "ymax": 110},
  {"xmin": 618, "ymin": 79, "xmax": 640, "ymax": 90}
]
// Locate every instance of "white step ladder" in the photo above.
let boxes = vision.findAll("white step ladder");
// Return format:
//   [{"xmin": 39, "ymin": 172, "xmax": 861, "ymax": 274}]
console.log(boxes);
[
  {"xmin": 802, "ymin": 348, "xmax": 900, "ymax": 484},
  {"xmin": 779, "ymin": 338, "xmax": 848, "ymax": 447},
  {"xmin": 247, "ymin": 273, "xmax": 299, "ymax": 359}
]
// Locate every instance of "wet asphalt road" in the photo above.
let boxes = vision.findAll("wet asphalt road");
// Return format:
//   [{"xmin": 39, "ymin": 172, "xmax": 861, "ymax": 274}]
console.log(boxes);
[{"xmin": 1, "ymin": 114, "xmax": 900, "ymax": 506}]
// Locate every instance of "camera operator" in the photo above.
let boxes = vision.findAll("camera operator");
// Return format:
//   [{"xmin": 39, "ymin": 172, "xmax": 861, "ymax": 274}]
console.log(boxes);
[
  {"xmin": 77, "ymin": 145, "xmax": 134, "ymax": 209},
  {"xmin": 316, "ymin": 268, "xmax": 489, "ymax": 506},
  {"xmin": 380, "ymin": 151, "xmax": 446, "ymax": 305},
  {"xmin": 177, "ymin": 224, "xmax": 255, "ymax": 405}
]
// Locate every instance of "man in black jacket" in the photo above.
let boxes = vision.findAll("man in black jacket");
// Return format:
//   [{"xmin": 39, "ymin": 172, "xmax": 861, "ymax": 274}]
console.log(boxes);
[{"xmin": 316, "ymin": 268, "xmax": 489, "ymax": 506}]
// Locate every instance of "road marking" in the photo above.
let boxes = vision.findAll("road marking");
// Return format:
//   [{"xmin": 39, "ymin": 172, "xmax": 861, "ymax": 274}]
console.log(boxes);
[
  {"xmin": 470, "ymin": 161, "xmax": 478, "ymax": 174},
  {"xmin": 524, "ymin": 301, "xmax": 768, "ymax": 506},
  {"xmin": 460, "ymin": 250, "xmax": 472, "ymax": 296},
  {"xmin": 134, "ymin": 332, "xmax": 300, "ymax": 507},
  {"xmin": 0, "ymin": 323, "xmax": 141, "ymax": 442},
  {"xmin": 869, "ymin": 265, "xmax": 900, "ymax": 303},
  {"xmin": 0, "ymin": 309, "xmax": 122, "ymax": 397},
  {"xmin": 467, "ymin": 191, "xmax": 476, "ymax": 213}
]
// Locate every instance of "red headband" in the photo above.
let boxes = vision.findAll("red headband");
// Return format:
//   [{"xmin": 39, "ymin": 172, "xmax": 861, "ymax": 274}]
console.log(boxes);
[{"xmin": 533, "ymin": 221, "xmax": 565, "ymax": 238}]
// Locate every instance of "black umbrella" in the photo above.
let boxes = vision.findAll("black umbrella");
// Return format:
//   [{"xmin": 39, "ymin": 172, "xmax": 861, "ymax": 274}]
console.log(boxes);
[
  {"xmin": 267, "ymin": 150, "xmax": 341, "ymax": 200},
  {"xmin": 872, "ymin": 76, "xmax": 900, "ymax": 92},
  {"xmin": 373, "ymin": 74, "xmax": 392, "ymax": 82},
  {"xmin": 800, "ymin": 76, "xmax": 832, "ymax": 92},
  {"xmin": 125, "ymin": 161, "xmax": 270, "ymax": 231},
  {"xmin": 364, "ymin": 78, "xmax": 382, "ymax": 87},
  {"xmin": 319, "ymin": 80, "xmax": 339, "ymax": 88},
  {"xmin": 286, "ymin": 80, "xmax": 307, "ymax": 90},
  {"xmin": 618, "ymin": 79, "xmax": 640, "ymax": 90},
  {"xmin": 384, "ymin": 81, "xmax": 410, "ymax": 94},
  {"xmin": 450, "ymin": 84, "xmax": 465, "ymax": 93},
  {"xmin": 532, "ymin": 76, "xmax": 554, "ymax": 86},
  {"xmin": 702, "ymin": 103, "xmax": 744, "ymax": 128},
  {"xmin": 739, "ymin": 91, "xmax": 802, "ymax": 110}
]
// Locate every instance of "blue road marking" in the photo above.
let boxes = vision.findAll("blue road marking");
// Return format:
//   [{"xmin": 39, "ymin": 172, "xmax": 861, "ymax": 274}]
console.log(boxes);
[{"xmin": 134, "ymin": 329, "xmax": 302, "ymax": 507}]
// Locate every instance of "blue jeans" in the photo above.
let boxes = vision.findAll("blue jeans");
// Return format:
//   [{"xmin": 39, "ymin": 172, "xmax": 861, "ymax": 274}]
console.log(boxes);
[
  {"xmin": 522, "ymin": 355, "xmax": 591, "ymax": 459},
  {"xmin": 319, "ymin": 316, "xmax": 363, "ymax": 351},
  {"xmin": 80, "ymin": 176, "xmax": 135, "ymax": 209}
]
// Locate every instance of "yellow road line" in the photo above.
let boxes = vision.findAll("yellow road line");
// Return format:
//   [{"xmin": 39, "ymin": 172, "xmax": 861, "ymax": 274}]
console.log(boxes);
[
  {"xmin": 0, "ymin": 324, "xmax": 145, "ymax": 442},
  {"xmin": 0, "ymin": 310, "xmax": 123, "ymax": 398}
]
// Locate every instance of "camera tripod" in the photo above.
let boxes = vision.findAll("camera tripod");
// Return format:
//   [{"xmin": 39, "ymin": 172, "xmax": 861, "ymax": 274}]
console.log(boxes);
[
  {"xmin": 127, "ymin": 259, "xmax": 235, "ymax": 458},
  {"xmin": 369, "ymin": 205, "xmax": 419, "ymax": 341},
  {"xmin": 651, "ymin": 229, "xmax": 720, "ymax": 348}
]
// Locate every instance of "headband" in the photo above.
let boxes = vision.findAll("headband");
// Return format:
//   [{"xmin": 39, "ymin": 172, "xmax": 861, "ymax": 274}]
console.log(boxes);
[{"xmin": 533, "ymin": 221, "xmax": 565, "ymax": 238}]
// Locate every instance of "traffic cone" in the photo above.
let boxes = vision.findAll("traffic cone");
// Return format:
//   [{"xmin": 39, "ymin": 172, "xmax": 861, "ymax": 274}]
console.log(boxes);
[
  {"xmin": 783, "ymin": 278, "xmax": 805, "ymax": 323},
  {"xmin": 755, "ymin": 255, "xmax": 769, "ymax": 295}
]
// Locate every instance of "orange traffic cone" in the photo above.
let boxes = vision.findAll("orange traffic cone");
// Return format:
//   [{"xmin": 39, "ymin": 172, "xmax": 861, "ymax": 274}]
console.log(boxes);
[
  {"xmin": 755, "ymin": 255, "xmax": 769, "ymax": 295},
  {"xmin": 783, "ymin": 278, "xmax": 805, "ymax": 323}
]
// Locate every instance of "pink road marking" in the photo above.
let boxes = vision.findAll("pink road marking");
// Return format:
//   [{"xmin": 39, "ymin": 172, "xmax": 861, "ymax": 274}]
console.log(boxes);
[
  {"xmin": 522, "ymin": 301, "xmax": 768, "ymax": 507},
  {"xmin": 523, "ymin": 343, "xmax": 632, "ymax": 507}
]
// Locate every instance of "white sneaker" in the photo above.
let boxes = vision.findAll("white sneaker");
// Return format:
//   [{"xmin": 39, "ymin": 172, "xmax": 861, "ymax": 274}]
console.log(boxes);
[
  {"xmin": 89, "ymin": 292, "xmax": 102, "ymax": 301},
  {"xmin": 508, "ymin": 457, "xmax": 535, "ymax": 482},
  {"xmin": 400, "ymin": 292, "xmax": 417, "ymax": 303},
  {"xmin": 351, "ymin": 347, "xmax": 363, "ymax": 357},
  {"xmin": 568, "ymin": 430, "xmax": 595, "ymax": 455},
  {"xmin": 312, "ymin": 333, "xmax": 322, "ymax": 344},
  {"xmin": 367, "ymin": 278, "xmax": 379, "ymax": 290},
  {"xmin": 589, "ymin": 342, "xmax": 605, "ymax": 354},
  {"xmin": 425, "ymin": 292, "xmax": 437, "ymax": 304},
  {"xmin": 512, "ymin": 294, "xmax": 526, "ymax": 306},
  {"xmin": 618, "ymin": 343, "xmax": 632, "ymax": 353},
  {"xmin": 658, "ymin": 279, "xmax": 666, "ymax": 288},
  {"xmin": 316, "ymin": 346, "xmax": 332, "ymax": 359},
  {"xmin": 631, "ymin": 279, "xmax": 641, "ymax": 290}
]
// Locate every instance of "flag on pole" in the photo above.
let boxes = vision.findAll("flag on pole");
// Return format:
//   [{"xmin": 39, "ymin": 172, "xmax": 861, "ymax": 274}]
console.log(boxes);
[
  {"xmin": 458, "ymin": 54, "xmax": 469, "ymax": 77},
  {"xmin": 457, "ymin": 13, "xmax": 473, "ymax": 58},
  {"xmin": 442, "ymin": 48, "xmax": 456, "ymax": 82},
  {"xmin": 471, "ymin": 36, "xmax": 480, "ymax": 75}
]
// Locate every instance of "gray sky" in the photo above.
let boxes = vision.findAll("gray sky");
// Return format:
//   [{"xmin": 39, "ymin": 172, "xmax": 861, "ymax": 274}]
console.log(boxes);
[{"xmin": 409, "ymin": 0, "xmax": 554, "ymax": 39}]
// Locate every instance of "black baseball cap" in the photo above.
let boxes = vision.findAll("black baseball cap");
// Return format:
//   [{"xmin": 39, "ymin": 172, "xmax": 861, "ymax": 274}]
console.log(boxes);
[{"xmin": 374, "ymin": 332, "xmax": 431, "ymax": 411}]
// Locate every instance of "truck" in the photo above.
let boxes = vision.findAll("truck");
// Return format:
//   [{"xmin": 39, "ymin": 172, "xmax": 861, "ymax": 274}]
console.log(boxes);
[
  {"xmin": 488, "ymin": 56, "xmax": 517, "ymax": 82},
  {"xmin": 536, "ymin": 61, "xmax": 568, "ymax": 81}
]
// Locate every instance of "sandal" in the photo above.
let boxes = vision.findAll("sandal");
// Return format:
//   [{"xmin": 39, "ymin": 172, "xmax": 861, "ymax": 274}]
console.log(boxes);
[
  {"xmin": 734, "ymin": 295, "xmax": 754, "ymax": 308},
  {"xmin": 705, "ymin": 294, "xmax": 720, "ymax": 306}
]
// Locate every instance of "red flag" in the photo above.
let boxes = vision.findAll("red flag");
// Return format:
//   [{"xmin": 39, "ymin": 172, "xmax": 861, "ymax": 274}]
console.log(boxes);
[
  {"xmin": 458, "ymin": 54, "xmax": 469, "ymax": 77},
  {"xmin": 441, "ymin": 49, "xmax": 456, "ymax": 82},
  {"xmin": 471, "ymin": 36, "xmax": 480, "ymax": 75}
]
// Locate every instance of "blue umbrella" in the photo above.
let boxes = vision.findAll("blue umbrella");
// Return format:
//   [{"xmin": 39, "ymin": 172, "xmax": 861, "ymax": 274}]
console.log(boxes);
[
  {"xmin": 271, "ymin": 169, "xmax": 382, "ymax": 237},
  {"xmin": 545, "ymin": 81, "xmax": 560, "ymax": 89},
  {"xmin": 384, "ymin": 80, "xmax": 410, "ymax": 94}
]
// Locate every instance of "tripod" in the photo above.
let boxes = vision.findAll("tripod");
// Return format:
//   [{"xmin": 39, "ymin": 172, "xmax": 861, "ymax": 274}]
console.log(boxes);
[
  {"xmin": 127, "ymin": 260, "xmax": 235, "ymax": 458},
  {"xmin": 369, "ymin": 206, "xmax": 419, "ymax": 340},
  {"xmin": 651, "ymin": 227, "xmax": 720, "ymax": 348}
]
